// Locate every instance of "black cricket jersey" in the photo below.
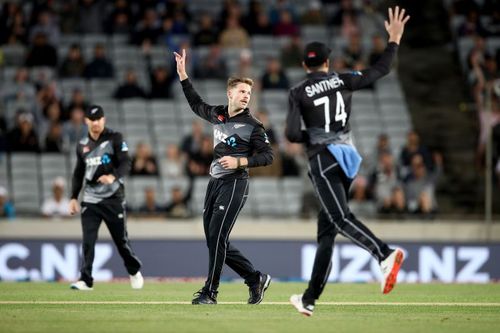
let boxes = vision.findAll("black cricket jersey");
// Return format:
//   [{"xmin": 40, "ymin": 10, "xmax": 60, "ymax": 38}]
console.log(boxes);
[
  {"xmin": 71, "ymin": 128, "xmax": 131, "ymax": 203},
  {"xmin": 286, "ymin": 42, "xmax": 399, "ymax": 157},
  {"xmin": 181, "ymin": 78, "xmax": 274, "ymax": 179}
]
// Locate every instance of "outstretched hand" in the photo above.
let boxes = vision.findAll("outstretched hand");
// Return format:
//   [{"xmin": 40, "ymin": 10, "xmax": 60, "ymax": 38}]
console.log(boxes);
[
  {"xmin": 173, "ymin": 49, "xmax": 188, "ymax": 81},
  {"xmin": 384, "ymin": 6, "xmax": 410, "ymax": 45}
]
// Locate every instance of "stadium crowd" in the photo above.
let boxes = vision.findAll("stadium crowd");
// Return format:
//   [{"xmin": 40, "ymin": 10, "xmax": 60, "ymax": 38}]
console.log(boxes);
[{"xmin": 0, "ymin": 0, "xmax": 450, "ymax": 220}]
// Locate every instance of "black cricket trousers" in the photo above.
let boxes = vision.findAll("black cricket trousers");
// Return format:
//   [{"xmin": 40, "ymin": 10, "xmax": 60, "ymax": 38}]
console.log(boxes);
[
  {"xmin": 303, "ymin": 150, "xmax": 392, "ymax": 304},
  {"xmin": 202, "ymin": 177, "xmax": 260, "ymax": 292},
  {"xmin": 80, "ymin": 200, "xmax": 142, "ymax": 287}
]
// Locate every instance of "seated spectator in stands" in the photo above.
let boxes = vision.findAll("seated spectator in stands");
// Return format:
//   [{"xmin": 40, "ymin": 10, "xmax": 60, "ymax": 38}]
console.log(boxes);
[
  {"xmin": 370, "ymin": 151, "xmax": 405, "ymax": 214},
  {"xmin": 29, "ymin": 10, "xmax": 60, "ymax": 46},
  {"xmin": 273, "ymin": 10, "xmax": 299, "ymax": 37},
  {"xmin": 114, "ymin": 70, "xmax": 147, "ymax": 100},
  {"xmin": 369, "ymin": 34, "xmax": 386, "ymax": 66},
  {"xmin": 301, "ymin": 0, "xmax": 325, "ymax": 25},
  {"xmin": 142, "ymin": 42, "xmax": 174, "ymax": 99},
  {"xmin": 329, "ymin": 0, "xmax": 359, "ymax": 26},
  {"xmin": 171, "ymin": 10, "xmax": 189, "ymax": 35},
  {"xmin": 478, "ymin": 90, "xmax": 500, "ymax": 164},
  {"xmin": 37, "ymin": 82, "xmax": 64, "ymax": 122},
  {"xmin": 187, "ymin": 135, "xmax": 213, "ymax": 177},
  {"xmin": 244, "ymin": 1, "xmax": 272, "ymax": 36},
  {"xmin": 341, "ymin": 11, "xmax": 360, "ymax": 39},
  {"xmin": 59, "ymin": 44, "xmax": 86, "ymax": 78},
  {"xmin": 219, "ymin": 16, "xmax": 250, "ymax": 49},
  {"xmin": 65, "ymin": 89, "xmax": 89, "ymax": 118},
  {"xmin": 63, "ymin": 106, "xmax": 87, "ymax": 147},
  {"xmin": 194, "ymin": 44, "xmax": 228, "ymax": 79},
  {"xmin": 269, "ymin": 0, "xmax": 298, "ymax": 26},
  {"xmin": 181, "ymin": 120, "xmax": 204, "ymax": 160},
  {"xmin": 137, "ymin": 187, "xmax": 164, "ymax": 216},
  {"xmin": 458, "ymin": 10, "xmax": 487, "ymax": 37},
  {"xmin": 44, "ymin": 122, "xmax": 64, "ymax": 152},
  {"xmin": 132, "ymin": 8, "xmax": 161, "ymax": 45},
  {"xmin": 161, "ymin": 144, "xmax": 184, "ymax": 178},
  {"xmin": 39, "ymin": 101, "xmax": 63, "ymax": 142},
  {"xmin": 0, "ymin": 116, "xmax": 7, "ymax": 154},
  {"xmin": 41, "ymin": 177, "xmax": 71, "ymax": 218},
  {"xmin": 84, "ymin": 44, "xmax": 114, "ymax": 79},
  {"xmin": 193, "ymin": 13, "xmax": 219, "ymax": 46},
  {"xmin": 6, "ymin": 112, "xmax": 40, "ymax": 152},
  {"xmin": 218, "ymin": 0, "xmax": 243, "ymax": 31},
  {"xmin": 281, "ymin": 141, "xmax": 302, "ymax": 176},
  {"xmin": 404, "ymin": 154, "xmax": 441, "ymax": 217},
  {"xmin": 366, "ymin": 133, "xmax": 392, "ymax": 171},
  {"xmin": 280, "ymin": 34, "xmax": 303, "ymax": 68},
  {"xmin": 78, "ymin": 0, "xmax": 105, "ymax": 33},
  {"xmin": 165, "ymin": 183, "xmax": 193, "ymax": 219},
  {"xmin": 1, "ymin": 67, "xmax": 36, "ymax": 103},
  {"xmin": 332, "ymin": 57, "xmax": 347, "ymax": 72},
  {"xmin": 261, "ymin": 58, "xmax": 290, "ymax": 90},
  {"xmin": 343, "ymin": 33, "xmax": 364, "ymax": 68},
  {"xmin": 105, "ymin": 0, "xmax": 133, "ymax": 35},
  {"xmin": 0, "ymin": 186, "xmax": 15, "ymax": 220},
  {"xmin": 131, "ymin": 142, "xmax": 159, "ymax": 176},
  {"xmin": 3, "ymin": 7, "xmax": 28, "ymax": 45},
  {"xmin": 25, "ymin": 32, "xmax": 58, "ymax": 68},
  {"xmin": 399, "ymin": 130, "xmax": 434, "ymax": 178}
]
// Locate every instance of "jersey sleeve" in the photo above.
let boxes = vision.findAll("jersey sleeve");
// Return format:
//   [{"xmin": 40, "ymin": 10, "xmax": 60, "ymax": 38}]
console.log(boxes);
[
  {"xmin": 181, "ymin": 78, "xmax": 219, "ymax": 123},
  {"xmin": 285, "ymin": 88, "xmax": 308, "ymax": 143},
  {"xmin": 112, "ymin": 132, "xmax": 131, "ymax": 183},
  {"xmin": 247, "ymin": 125, "xmax": 274, "ymax": 168},
  {"xmin": 71, "ymin": 145, "xmax": 85, "ymax": 199},
  {"xmin": 340, "ymin": 42, "xmax": 399, "ymax": 91}
]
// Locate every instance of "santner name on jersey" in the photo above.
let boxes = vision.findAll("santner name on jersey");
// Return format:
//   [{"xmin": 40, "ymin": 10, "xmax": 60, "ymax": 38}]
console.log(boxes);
[{"xmin": 305, "ymin": 76, "xmax": 345, "ymax": 97}]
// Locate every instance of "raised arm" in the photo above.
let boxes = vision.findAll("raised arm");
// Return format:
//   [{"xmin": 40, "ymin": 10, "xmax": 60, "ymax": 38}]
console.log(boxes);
[
  {"xmin": 174, "ymin": 49, "xmax": 219, "ymax": 123},
  {"xmin": 341, "ymin": 6, "xmax": 410, "ymax": 90}
]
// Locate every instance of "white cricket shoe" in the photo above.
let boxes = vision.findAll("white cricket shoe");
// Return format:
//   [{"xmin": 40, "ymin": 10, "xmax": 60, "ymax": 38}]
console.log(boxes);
[
  {"xmin": 380, "ymin": 248, "xmax": 404, "ymax": 294},
  {"xmin": 70, "ymin": 281, "xmax": 93, "ymax": 291},
  {"xmin": 290, "ymin": 294, "xmax": 314, "ymax": 317},
  {"xmin": 130, "ymin": 271, "xmax": 144, "ymax": 289}
]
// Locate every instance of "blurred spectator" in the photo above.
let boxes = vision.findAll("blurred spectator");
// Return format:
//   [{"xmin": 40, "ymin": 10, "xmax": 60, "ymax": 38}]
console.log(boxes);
[
  {"xmin": 84, "ymin": 44, "xmax": 115, "ymax": 79},
  {"xmin": 165, "ymin": 0, "xmax": 192, "ymax": 22},
  {"xmin": 0, "ymin": 186, "xmax": 15, "ymax": 220},
  {"xmin": 244, "ymin": 0, "xmax": 272, "ymax": 36},
  {"xmin": 161, "ymin": 144, "xmax": 185, "ymax": 178},
  {"xmin": 165, "ymin": 183, "xmax": 193, "ymax": 219},
  {"xmin": 44, "ymin": 122, "xmax": 64, "ymax": 152},
  {"xmin": 158, "ymin": 17, "xmax": 180, "ymax": 51},
  {"xmin": 29, "ymin": 10, "xmax": 60, "ymax": 46},
  {"xmin": 301, "ymin": 1, "xmax": 325, "ymax": 25},
  {"xmin": 137, "ymin": 187, "xmax": 164, "ymax": 216},
  {"xmin": 494, "ymin": 123, "xmax": 500, "ymax": 187},
  {"xmin": 330, "ymin": 0, "xmax": 360, "ymax": 26},
  {"xmin": 65, "ymin": 89, "xmax": 89, "ymax": 118},
  {"xmin": 273, "ymin": 10, "xmax": 300, "ymax": 37},
  {"xmin": 187, "ymin": 135, "xmax": 213, "ymax": 176},
  {"xmin": 1, "ymin": 67, "xmax": 36, "ymax": 103},
  {"xmin": 404, "ymin": 154, "xmax": 441, "ymax": 216},
  {"xmin": 41, "ymin": 177, "xmax": 71, "ymax": 218},
  {"xmin": 171, "ymin": 10, "xmax": 189, "ymax": 35},
  {"xmin": 25, "ymin": 32, "xmax": 58, "ymax": 68},
  {"xmin": 132, "ymin": 8, "xmax": 161, "ymax": 45},
  {"xmin": 6, "ymin": 112, "xmax": 40, "ymax": 152},
  {"xmin": 261, "ymin": 58, "xmax": 290, "ymax": 90},
  {"xmin": 193, "ymin": 13, "xmax": 219, "ymax": 46},
  {"xmin": 343, "ymin": 34, "xmax": 364, "ymax": 68},
  {"xmin": 369, "ymin": 151, "xmax": 405, "ymax": 214},
  {"xmin": 194, "ymin": 44, "xmax": 228, "ymax": 79},
  {"xmin": 280, "ymin": 35, "xmax": 303, "ymax": 68},
  {"xmin": 269, "ymin": 0, "xmax": 297, "ymax": 25},
  {"xmin": 219, "ymin": 16, "xmax": 250, "ymax": 49},
  {"xmin": 236, "ymin": 48, "xmax": 255, "ymax": 78},
  {"xmin": 131, "ymin": 142, "xmax": 159, "ymax": 176},
  {"xmin": 366, "ymin": 133, "xmax": 393, "ymax": 171},
  {"xmin": 218, "ymin": 0, "xmax": 243, "ymax": 31},
  {"xmin": 58, "ymin": 1, "xmax": 79, "ymax": 34},
  {"xmin": 369, "ymin": 35, "xmax": 386, "ymax": 66},
  {"xmin": 281, "ymin": 141, "xmax": 302, "ymax": 176},
  {"xmin": 399, "ymin": 130, "xmax": 434, "ymax": 178},
  {"xmin": 341, "ymin": 11, "xmax": 360, "ymax": 39},
  {"xmin": 39, "ymin": 101, "xmax": 63, "ymax": 142},
  {"xmin": 62, "ymin": 106, "xmax": 87, "ymax": 147},
  {"xmin": 458, "ymin": 10, "xmax": 487, "ymax": 37},
  {"xmin": 105, "ymin": 0, "xmax": 133, "ymax": 35},
  {"xmin": 142, "ymin": 43, "xmax": 174, "ymax": 99},
  {"xmin": 3, "ymin": 6, "xmax": 27, "ymax": 45},
  {"xmin": 113, "ymin": 69, "xmax": 147, "ymax": 99},
  {"xmin": 181, "ymin": 120, "xmax": 204, "ymax": 159},
  {"xmin": 78, "ymin": 0, "xmax": 105, "ymax": 34},
  {"xmin": 478, "ymin": 90, "xmax": 500, "ymax": 163},
  {"xmin": 59, "ymin": 44, "xmax": 86, "ymax": 78}
]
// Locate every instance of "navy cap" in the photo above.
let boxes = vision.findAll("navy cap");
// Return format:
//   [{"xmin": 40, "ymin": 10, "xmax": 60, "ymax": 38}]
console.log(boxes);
[
  {"xmin": 85, "ymin": 105, "xmax": 104, "ymax": 120},
  {"xmin": 303, "ymin": 41, "xmax": 331, "ymax": 67}
]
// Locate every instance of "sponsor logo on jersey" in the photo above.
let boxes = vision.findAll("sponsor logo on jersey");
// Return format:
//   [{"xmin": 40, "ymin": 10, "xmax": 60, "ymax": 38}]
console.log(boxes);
[
  {"xmin": 305, "ymin": 77, "xmax": 345, "ymax": 97},
  {"xmin": 86, "ymin": 153, "xmax": 111, "ymax": 166},
  {"xmin": 99, "ymin": 141, "xmax": 109, "ymax": 149},
  {"xmin": 217, "ymin": 114, "xmax": 225, "ymax": 122},
  {"xmin": 233, "ymin": 124, "xmax": 246, "ymax": 129}
]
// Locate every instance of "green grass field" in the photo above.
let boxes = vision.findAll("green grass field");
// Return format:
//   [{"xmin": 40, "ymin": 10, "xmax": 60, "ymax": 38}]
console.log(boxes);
[{"xmin": 1, "ymin": 282, "xmax": 499, "ymax": 333}]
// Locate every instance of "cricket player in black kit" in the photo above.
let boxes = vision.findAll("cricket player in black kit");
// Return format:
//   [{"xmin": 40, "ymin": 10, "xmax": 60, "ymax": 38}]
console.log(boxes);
[
  {"xmin": 69, "ymin": 105, "xmax": 143, "ymax": 291},
  {"xmin": 174, "ymin": 49, "xmax": 274, "ymax": 305},
  {"xmin": 287, "ymin": 7, "xmax": 409, "ymax": 316}
]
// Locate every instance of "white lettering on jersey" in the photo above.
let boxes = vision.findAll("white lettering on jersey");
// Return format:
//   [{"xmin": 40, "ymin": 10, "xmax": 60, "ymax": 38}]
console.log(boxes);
[
  {"xmin": 305, "ymin": 77, "xmax": 345, "ymax": 97},
  {"xmin": 214, "ymin": 128, "xmax": 228, "ymax": 142},
  {"xmin": 86, "ymin": 156, "xmax": 102, "ymax": 166}
]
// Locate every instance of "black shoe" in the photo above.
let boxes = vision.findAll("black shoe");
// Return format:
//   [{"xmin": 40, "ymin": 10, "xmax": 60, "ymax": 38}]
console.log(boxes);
[
  {"xmin": 192, "ymin": 288, "xmax": 217, "ymax": 305},
  {"xmin": 248, "ymin": 273, "xmax": 271, "ymax": 304}
]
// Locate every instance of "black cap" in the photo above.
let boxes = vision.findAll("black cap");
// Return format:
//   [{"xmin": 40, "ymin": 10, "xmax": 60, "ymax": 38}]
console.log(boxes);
[
  {"xmin": 303, "ymin": 41, "xmax": 331, "ymax": 67},
  {"xmin": 85, "ymin": 105, "xmax": 104, "ymax": 120}
]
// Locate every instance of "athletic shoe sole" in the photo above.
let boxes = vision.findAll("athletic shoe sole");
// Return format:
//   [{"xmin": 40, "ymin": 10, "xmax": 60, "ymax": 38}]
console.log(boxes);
[
  {"xmin": 289, "ymin": 294, "xmax": 312, "ymax": 317},
  {"xmin": 383, "ymin": 249, "xmax": 404, "ymax": 294}
]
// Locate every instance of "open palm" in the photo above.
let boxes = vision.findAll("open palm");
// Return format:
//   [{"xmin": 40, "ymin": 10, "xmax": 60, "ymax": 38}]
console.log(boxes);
[{"xmin": 384, "ymin": 6, "xmax": 410, "ymax": 45}]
